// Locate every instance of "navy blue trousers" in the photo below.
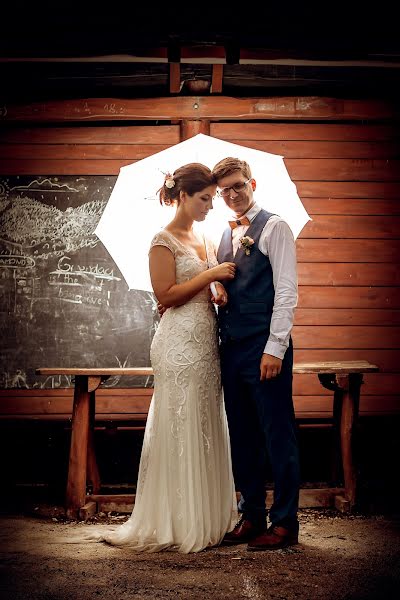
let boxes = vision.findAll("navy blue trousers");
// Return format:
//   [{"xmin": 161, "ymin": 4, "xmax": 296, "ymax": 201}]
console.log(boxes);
[{"xmin": 220, "ymin": 334, "xmax": 300, "ymax": 527}]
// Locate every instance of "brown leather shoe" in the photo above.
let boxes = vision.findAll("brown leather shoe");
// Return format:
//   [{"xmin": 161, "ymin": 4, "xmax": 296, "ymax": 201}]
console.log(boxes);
[
  {"xmin": 247, "ymin": 524, "xmax": 299, "ymax": 551},
  {"xmin": 222, "ymin": 517, "xmax": 267, "ymax": 545}
]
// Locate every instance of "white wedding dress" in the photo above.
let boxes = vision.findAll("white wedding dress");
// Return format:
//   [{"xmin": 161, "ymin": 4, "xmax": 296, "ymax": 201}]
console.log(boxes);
[{"xmin": 97, "ymin": 230, "xmax": 237, "ymax": 552}]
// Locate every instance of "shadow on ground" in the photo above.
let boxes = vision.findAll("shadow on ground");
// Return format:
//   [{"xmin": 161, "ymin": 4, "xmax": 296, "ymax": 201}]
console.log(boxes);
[{"xmin": 1, "ymin": 508, "xmax": 399, "ymax": 600}]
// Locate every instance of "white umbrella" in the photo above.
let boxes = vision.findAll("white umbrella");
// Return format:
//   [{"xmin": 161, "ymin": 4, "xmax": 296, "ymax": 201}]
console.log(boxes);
[{"xmin": 94, "ymin": 133, "xmax": 311, "ymax": 291}]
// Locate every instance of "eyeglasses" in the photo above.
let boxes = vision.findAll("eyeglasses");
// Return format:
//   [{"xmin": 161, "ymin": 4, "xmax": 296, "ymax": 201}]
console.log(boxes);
[{"xmin": 217, "ymin": 178, "xmax": 252, "ymax": 198}]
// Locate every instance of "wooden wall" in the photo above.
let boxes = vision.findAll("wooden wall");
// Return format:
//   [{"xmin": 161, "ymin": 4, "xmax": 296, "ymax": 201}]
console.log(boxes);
[
  {"xmin": 0, "ymin": 96, "xmax": 399, "ymax": 420},
  {"xmin": 210, "ymin": 121, "xmax": 400, "ymax": 417}
]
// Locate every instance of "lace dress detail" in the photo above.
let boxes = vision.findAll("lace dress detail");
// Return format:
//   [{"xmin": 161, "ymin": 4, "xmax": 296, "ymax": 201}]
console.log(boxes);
[{"xmin": 99, "ymin": 229, "xmax": 237, "ymax": 552}]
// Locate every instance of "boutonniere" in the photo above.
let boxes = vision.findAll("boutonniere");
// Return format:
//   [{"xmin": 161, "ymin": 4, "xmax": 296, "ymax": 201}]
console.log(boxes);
[{"xmin": 239, "ymin": 235, "xmax": 255, "ymax": 255}]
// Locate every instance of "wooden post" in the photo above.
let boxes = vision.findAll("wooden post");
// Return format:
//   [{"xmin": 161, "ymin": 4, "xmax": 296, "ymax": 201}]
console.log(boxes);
[
  {"xmin": 86, "ymin": 390, "xmax": 101, "ymax": 494},
  {"xmin": 180, "ymin": 119, "xmax": 210, "ymax": 140},
  {"xmin": 318, "ymin": 369, "xmax": 365, "ymax": 511},
  {"xmin": 340, "ymin": 373, "xmax": 362, "ymax": 508},
  {"xmin": 331, "ymin": 387, "xmax": 343, "ymax": 485},
  {"xmin": 65, "ymin": 376, "xmax": 90, "ymax": 518},
  {"xmin": 318, "ymin": 373, "xmax": 343, "ymax": 486}
]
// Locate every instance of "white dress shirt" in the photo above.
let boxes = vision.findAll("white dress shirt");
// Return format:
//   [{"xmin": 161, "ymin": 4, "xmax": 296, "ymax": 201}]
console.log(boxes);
[{"xmin": 229, "ymin": 203, "xmax": 298, "ymax": 360}]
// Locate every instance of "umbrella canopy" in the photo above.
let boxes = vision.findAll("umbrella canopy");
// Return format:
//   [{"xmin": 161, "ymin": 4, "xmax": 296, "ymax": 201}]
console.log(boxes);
[{"xmin": 94, "ymin": 133, "xmax": 311, "ymax": 291}]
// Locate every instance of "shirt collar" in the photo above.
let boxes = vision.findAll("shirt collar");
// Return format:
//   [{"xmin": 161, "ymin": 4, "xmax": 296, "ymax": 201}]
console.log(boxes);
[{"xmin": 231, "ymin": 202, "xmax": 260, "ymax": 223}]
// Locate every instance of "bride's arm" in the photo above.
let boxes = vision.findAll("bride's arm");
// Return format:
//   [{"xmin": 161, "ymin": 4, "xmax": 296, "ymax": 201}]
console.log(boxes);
[
  {"xmin": 149, "ymin": 245, "xmax": 235, "ymax": 308},
  {"xmin": 207, "ymin": 237, "xmax": 228, "ymax": 307}
]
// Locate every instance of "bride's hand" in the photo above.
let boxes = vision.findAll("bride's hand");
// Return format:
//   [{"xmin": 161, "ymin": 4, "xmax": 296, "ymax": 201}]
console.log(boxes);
[
  {"xmin": 157, "ymin": 301, "xmax": 167, "ymax": 317},
  {"xmin": 211, "ymin": 282, "xmax": 228, "ymax": 307},
  {"xmin": 211, "ymin": 262, "xmax": 236, "ymax": 281}
]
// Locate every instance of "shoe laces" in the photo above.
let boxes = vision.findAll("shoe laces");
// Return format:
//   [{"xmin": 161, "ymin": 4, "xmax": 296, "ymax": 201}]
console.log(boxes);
[{"xmin": 234, "ymin": 515, "xmax": 246, "ymax": 530}]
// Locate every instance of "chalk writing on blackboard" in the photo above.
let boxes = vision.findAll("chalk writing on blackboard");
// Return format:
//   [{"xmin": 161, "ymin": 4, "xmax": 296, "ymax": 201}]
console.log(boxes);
[{"xmin": 0, "ymin": 176, "xmax": 158, "ymax": 389}]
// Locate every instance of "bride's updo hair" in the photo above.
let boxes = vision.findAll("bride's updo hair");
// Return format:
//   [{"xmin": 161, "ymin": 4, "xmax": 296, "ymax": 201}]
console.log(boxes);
[{"xmin": 159, "ymin": 162, "xmax": 216, "ymax": 206}]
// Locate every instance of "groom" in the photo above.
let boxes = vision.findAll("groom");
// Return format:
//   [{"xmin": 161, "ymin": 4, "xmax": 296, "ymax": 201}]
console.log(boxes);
[{"xmin": 212, "ymin": 157, "xmax": 300, "ymax": 550}]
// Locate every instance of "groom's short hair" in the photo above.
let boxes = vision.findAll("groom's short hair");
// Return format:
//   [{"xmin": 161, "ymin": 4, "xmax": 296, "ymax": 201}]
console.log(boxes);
[{"xmin": 212, "ymin": 157, "xmax": 252, "ymax": 181}]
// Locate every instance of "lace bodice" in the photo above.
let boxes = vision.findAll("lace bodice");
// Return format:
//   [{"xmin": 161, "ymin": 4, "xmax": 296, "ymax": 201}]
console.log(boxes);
[
  {"xmin": 149, "ymin": 228, "xmax": 221, "ymax": 410},
  {"xmin": 149, "ymin": 229, "xmax": 217, "ymax": 303}
]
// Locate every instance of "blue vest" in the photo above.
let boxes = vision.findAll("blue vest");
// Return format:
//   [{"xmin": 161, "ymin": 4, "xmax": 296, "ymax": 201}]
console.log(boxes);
[{"xmin": 217, "ymin": 209, "xmax": 275, "ymax": 342}]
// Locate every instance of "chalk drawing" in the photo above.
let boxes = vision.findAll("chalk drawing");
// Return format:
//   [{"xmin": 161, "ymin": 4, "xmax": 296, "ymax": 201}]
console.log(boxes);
[{"xmin": 0, "ymin": 176, "xmax": 157, "ymax": 389}]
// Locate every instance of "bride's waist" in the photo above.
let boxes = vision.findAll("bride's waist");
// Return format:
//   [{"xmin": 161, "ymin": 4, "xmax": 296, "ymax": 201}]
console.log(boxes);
[{"xmin": 171, "ymin": 300, "xmax": 213, "ymax": 309}]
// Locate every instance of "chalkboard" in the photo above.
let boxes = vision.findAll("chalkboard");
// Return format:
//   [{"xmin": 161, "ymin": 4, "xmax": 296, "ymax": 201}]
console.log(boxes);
[{"xmin": 0, "ymin": 176, "xmax": 158, "ymax": 389}]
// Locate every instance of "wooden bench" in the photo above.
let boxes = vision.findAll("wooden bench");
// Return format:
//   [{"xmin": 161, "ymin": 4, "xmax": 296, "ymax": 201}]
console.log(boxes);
[{"xmin": 33, "ymin": 361, "xmax": 378, "ymax": 519}]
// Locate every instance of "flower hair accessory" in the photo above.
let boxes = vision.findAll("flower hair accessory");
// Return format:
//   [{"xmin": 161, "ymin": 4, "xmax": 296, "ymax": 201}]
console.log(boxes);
[
  {"xmin": 239, "ymin": 235, "xmax": 255, "ymax": 255},
  {"xmin": 164, "ymin": 173, "xmax": 175, "ymax": 189}
]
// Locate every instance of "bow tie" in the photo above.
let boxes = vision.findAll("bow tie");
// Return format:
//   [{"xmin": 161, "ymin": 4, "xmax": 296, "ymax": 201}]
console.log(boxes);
[{"xmin": 228, "ymin": 216, "xmax": 251, "ymax": 230}]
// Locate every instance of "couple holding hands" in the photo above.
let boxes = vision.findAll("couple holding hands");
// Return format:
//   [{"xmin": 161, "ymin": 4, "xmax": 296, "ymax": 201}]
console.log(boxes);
[{"xmin": 98, "ymin": 156, "xmax": 300, "ymax": 553}]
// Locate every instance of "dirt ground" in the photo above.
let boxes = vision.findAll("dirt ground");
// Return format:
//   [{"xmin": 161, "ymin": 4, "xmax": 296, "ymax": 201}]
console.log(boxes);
[{"xmin": 1, "ymin": 508, "xmax": 399, "ymax": 600}]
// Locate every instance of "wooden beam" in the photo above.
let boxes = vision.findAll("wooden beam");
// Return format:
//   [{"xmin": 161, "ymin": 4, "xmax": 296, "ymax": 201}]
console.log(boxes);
[
  {"xmin": 180, "ymin": 119, "xmax": 210, "ymax": 139},
  {"xmin": 211, "ymin": 64, "xmax": 223, "ymax": 93},
  {"xmin": 181, "ymin": 45, "xmax": 225, "ymax": 64},
  {"xmin": 1, "ymin": 97, "xmax": 398, "ymax": 123},
  {"xmin": 169, "ymin": 63, "xmax": 181, "ymax": 94},
  {"xmin": 79, "ymin": 501, "xmax": 97, "ymax": 520},
  {"xmin": 87, "ymin": 487, "xmax": 347, "ymax": 514},
  {"xmin": 239, "ymin": 48, "xmax": 400, "ymax": 68}
]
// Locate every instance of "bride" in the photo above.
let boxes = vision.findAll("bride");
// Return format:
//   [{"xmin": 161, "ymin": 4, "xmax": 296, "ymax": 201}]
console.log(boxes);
[{"xmin": 97, "ymin": 163, "xmax": 238, "ymax": 552}]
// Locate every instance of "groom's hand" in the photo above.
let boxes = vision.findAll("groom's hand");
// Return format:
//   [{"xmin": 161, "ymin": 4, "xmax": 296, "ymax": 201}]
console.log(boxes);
[
  {"xmin": 260, "ymin": 354, "xmax": 282, "ymax": 380},
  {"xmin": 211, "ymin": 282, "xmax": 228, "ymax": 307}
]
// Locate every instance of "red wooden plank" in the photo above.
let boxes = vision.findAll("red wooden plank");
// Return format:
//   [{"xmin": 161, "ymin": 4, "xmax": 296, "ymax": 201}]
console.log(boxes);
[
  {"xmin": 292, "ymin": 325, "xmax": 400, "ymax": 348},
  {"xmin": 0, "ymin": 388, "xmax": 153, "ymax": 397},
  {"xmin": 4, "ymin": 142, "xmax": 396, "ymax": 163},
  {"xmin": 3, "ymin": 124, "xmax": 396, "ymax": 148},
  {"xmin": 293, "ymin": 373, "xmax": 399, "ymax": 396},
  {"xmin": 208, "ymin": 139, "xmax": 400, "ymax": 159},
  {"xmin": 0, "ymin": 159, "xmax": 129, "ymax": 175},
  {"xmin": 298, "ymin": 264, "xmax": 400, "ymax": 286},
  {"xmin": 0, "ymin": 398, "xmax": 72, "ymax": 414},
  {"xmin": 0, "ymin": 393, "xmax": 397, "ymax": 419},
  {"xmin": 0, "ymin": 125, "xmax": 181, "ymax": 144},
  {"xmin": 294, "ymin": 308, "xmax": 400, "ymax": 326},
  {"xmin": 293, "ymin": 395, "xmax": 400, "ymax": 417},
  {"xmin": 303, "ymin": 199, "xmax": 400, "ymax": 216},
  {"xmin": 0, "ymin": 144, "xmax": 171, "ymax": 160},
  {"xmin": 0, "ymin": 413, "xmax": 145, "ymax": 421},
  {"xmin": 296, "ymin": 239, "xmax": 400, "ymax": 262},
  {"xmin": 19, "ymin": 374, "xmax": 396, "ymax": 404},
  {"xmin": 285, "ymin": 159, "xmax": 400, "ymax": 182},
  {"xmin": 298, "ymin": 287, "xmax": 400, "ymax": 309},
  {"xmin": 0, "ymin": 395, "xmax": 152, "ymax": 415},
  {"xmin": 211, "ymin": 122, "xmax": 400, "ymax": 142},
  {"xmin": 300, "ymin": 215, "xmax": 400, "ymax": 239},
  {"xmin": 296, "ymin": 181, "xmax": 400, "ymax": 198},
  {"xmin": 357, "ymin": 395, "xmax": 400, "ymax": 414},
  {"xmin": 1, "ymin": 97, "xmax": 398, "ymax": 122}
]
